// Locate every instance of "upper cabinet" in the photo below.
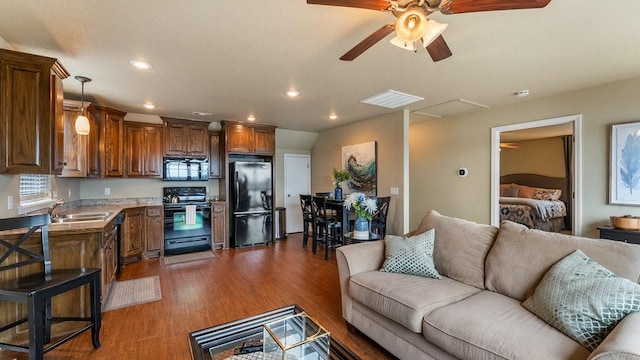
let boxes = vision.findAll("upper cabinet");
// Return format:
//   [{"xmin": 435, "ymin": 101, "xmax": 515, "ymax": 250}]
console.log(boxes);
[
  {"xmin": 0, "ymin": 49, "xmax": 69, "ymax": 174},
  {"xmin": 162, "ymin": 117, "xmax": 209, "ymax": 158},
  {"xmin": 59, "ymin": 100, "xmax": 88, "ymax": 177},
  {"xmin": 209, "ymin": 131, "xmax": 222, "ymax": 178},
  {"xmin": 221, "ymin": 120, "xmax": 275, "ymax": 155},
  {"xmin": 124, "ymin": 122, "xmax": 162, "ymax": 177},
  {"xmin": 88, "ymin": 106, "xmax": 126, "ymax": 177}
]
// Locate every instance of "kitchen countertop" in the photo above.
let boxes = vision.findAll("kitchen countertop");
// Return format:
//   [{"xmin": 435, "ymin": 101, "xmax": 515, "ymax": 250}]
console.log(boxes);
[{"xmin": 50, "ymin": 199, "xmax": 163, "ymax": 232}]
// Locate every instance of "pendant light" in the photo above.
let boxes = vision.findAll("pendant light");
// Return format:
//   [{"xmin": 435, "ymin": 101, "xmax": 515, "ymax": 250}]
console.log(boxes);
[{"xmin": 74, "ymin": 76, "xmax": 91, "ymax": 135}]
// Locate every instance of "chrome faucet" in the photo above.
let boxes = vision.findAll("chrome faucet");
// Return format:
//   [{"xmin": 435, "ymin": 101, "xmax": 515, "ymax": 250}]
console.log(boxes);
[{"xmin": 48, "ymin": 199, "xmax": 65, "ymax": 219}]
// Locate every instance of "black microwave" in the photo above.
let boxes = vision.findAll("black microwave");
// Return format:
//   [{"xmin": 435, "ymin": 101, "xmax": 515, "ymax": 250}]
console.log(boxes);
[{"xmin": 163, "ymin": 158, "xmax": 209, "ymax": 181}]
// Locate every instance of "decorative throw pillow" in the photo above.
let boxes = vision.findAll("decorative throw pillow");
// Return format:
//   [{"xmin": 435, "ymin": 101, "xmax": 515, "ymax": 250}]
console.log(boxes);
[
  {"xmin": 532, "ymin": 188, "xmax": 562, "ymax": 201},
  {"xmin": 517, "ymin": 184, "xmax": 536, "ymax": 198},
  {"xmin": 522, "ymin": 250, "xmax": 640, "ymax": 351},
  {"xmin": 379, "ymin": 229, "xmax": 441, "ymax": 279},
  {"xmin": 501, "ymin": 186, "xmax": 520, "ymax": 197}
]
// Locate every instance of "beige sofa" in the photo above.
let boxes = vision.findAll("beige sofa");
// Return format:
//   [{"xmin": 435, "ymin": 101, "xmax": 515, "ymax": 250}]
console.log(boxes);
[{"xmin": 336, "ymin": 210, "xmax": 640, "ymax": 360}]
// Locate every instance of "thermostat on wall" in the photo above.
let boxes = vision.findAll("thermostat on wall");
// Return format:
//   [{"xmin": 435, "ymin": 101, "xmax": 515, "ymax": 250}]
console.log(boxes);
[{"xmin": 458, "ymin": 167, "xmax": 469, "ymax": 177}]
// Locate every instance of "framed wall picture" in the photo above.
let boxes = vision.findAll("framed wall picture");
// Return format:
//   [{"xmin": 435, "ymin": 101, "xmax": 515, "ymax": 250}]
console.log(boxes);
[
  {"xmin": 341, "ymin": 141, "xmax": 377, "ymax": 196},
  {"xmin": 610, "ymin": 121, "xmax": 640, "ymax": 205}
]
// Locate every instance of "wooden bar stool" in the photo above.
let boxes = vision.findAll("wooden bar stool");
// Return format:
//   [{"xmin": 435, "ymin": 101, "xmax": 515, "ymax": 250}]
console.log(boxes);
[{"xmin": 0, "ymin": 214, "xmax": 102, "ymax": 360}]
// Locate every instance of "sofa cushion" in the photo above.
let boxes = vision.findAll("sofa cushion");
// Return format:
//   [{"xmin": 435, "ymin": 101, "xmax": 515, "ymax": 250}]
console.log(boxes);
[
  {"xmin": 349, "ymin": 271, "xmax": 480, "ymax": 333},
  {"xmin": 379, "ymin": 229, "xmax": 441, "ymax": 279},
  {"xmin": 485, "ymin": 221, "xmax": 640, "ymax": 301},
  {"xmin": 423, "ymin": 290, "xmax": 590, "ymax": 360},
  {"xmin": 412, "ymin": 210, "xmax": 499, "ymax": 289},
  {"xmin": 523, "ymin": 250, "xmax": 640, "ymax": 351}
]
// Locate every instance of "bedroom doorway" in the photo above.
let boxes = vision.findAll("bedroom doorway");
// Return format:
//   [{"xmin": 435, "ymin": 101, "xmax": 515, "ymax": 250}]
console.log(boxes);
[{"xmin": 490, "ymin": 114, "xmax": 583, "ymax": 235}]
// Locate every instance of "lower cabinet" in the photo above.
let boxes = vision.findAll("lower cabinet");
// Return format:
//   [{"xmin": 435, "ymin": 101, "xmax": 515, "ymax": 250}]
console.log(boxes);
[
  {"xmin": 211, "ymin": 202, "xmax": 227, "ymax": 249},
  {"xmin": 102, "ymin": 218, "xmax": 118, "ymax": 303},
  {"xmin": 121, "ymin": 207, "xmax": 145, "ymax": 264},
  {"xmin": 145, "ymin": 206, "xmax": 163, "ymax": 258}
]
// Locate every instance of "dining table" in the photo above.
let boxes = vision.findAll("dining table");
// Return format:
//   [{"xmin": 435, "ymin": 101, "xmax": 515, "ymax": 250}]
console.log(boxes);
[{"xmin": 325, "ymin": 199, "xmax": 355, "ymax": 235}]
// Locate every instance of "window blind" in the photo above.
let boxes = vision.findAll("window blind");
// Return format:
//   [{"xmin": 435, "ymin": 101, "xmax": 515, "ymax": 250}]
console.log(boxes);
[{"xmin": 20, "ymin": 174, "xmax": 52, "ymax": 204}]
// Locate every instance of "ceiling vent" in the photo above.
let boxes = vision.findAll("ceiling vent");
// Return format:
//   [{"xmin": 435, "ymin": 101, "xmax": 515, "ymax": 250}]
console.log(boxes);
[
  {"xmin": 413, "ymin": 98, "xmax": 488, "ymax": 119},
  {"xmin": 361, "ymin": 90, "xmax": 424, "ymax": 109}
]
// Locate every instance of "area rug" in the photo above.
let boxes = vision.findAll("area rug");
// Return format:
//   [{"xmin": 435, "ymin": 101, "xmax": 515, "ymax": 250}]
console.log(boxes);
[
  {"xmin": 161, "ymin": 250, "xmax": 218, "ymax": 266},
  {"xmin": 103, "ymin": 275, "xmax": 162, "ymax": 312}
]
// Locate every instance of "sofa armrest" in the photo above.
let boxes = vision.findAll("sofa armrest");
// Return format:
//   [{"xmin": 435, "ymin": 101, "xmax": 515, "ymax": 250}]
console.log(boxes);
[
  {"xmin": 588, "ymin": 312, "xmax": 640, "ymax": 360},
  {"xmin": 336, "ymin": 241, "xmax": 385, "ymax": 323}
]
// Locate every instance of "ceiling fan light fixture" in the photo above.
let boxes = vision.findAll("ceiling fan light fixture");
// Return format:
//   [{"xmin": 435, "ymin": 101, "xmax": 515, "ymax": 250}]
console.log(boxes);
[
  {"xmin": 421, "ymin": 19, "xmax": 448, "ymax": 48},
  {"xmin": 395, "ymin": 8, "xmax": 428, "ymax": 42},
  {"xmin": 389, "ymin": 36, "xmax": 417, "ymax": 51}
]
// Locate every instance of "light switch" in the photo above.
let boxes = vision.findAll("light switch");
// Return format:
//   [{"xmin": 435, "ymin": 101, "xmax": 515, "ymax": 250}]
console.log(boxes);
[
  {"xmin": 390, "ymin": 187, "xmax": 399, "ymax": 195},
  {"xmin": 7, "ymin": 195, "xmax": 13, "ymax": 210},
  {"xmin": 104, "ymin": 188, "xmax": 111, "ymax": 195}
]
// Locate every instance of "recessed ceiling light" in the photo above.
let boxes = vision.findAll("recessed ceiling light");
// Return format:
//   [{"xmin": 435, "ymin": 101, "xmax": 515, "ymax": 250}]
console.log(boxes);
[
  {"xmin": 129, "ymin": 60, "xmax": 152, "ymax": 70},
  {"xmin": 142, "ymin": 103, "xmax": 156, "ymax": 109},
  {"xmin": 285, "ymin": 90, "xmax": 300, "ymax": 98},
  {"xmin": 247, "ymin": 115, "xmax": 256, "ymax": 121},
  {"xmin": 329, "ymin": 114, "xmax": 338, "ymax": 120}
]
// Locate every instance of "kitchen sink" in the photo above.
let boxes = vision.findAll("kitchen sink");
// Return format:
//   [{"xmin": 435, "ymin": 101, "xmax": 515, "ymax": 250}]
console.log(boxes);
[{"xmin": 52, "ymin": 212, "xmax": 113, "ymax": 223}]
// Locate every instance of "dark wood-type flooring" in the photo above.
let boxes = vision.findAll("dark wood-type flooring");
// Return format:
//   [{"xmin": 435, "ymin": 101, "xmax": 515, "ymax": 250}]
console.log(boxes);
[{"xmin": 0, "ymin": 233, "xmax": 393, "ymax": 359}]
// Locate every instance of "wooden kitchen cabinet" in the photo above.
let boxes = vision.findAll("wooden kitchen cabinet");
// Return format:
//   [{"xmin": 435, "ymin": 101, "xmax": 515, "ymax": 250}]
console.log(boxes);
[
  {"xmin": 145, "ymin": 206, "xmax": 163, "ymax": 258},
  {"xmin": 209, "ymin": 131, "xmax": 222, "ymax": 178},
  {"xmin": 0, "ymin": 49, "xmax": 69, "ymax": 174},
  {"xmin": 162, "ymin": 117, "xmax": 209, "ymax": 157},
  {"xmin": 102, "ymin": 217, "xmax": 119, "ymax": 302},
  {"xmin": 253, "ymin": 126, "xmax": 276, "ymax": 154},
  {"xmin": 124, "ymin": 122, "xmax": 162, "ymax": 177},
  {"xmin": 121, "ymin": 207, "xmax": 145, "ymax": 264},
  {"xmin": 59, "ymin": 100, "xmax": 88, "ymax": 177},
  {"xmin": 221, "ymin": 120, "xmax": 275, "ymax": 155},
  {"xmin": 211, "ymin": 202, "xmax": 227, "ymax": 249},
  {"xmin": 87, "ymin": 105, "xmax": 126, "ymax": 177}
]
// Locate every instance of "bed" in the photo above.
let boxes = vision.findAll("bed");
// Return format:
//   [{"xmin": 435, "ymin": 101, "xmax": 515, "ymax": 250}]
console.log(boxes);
[{"xmin": 500, "ymin": 174, "xmax": 569, "ymax": 232}]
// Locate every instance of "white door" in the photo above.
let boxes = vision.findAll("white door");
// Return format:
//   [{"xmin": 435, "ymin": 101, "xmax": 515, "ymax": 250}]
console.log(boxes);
[{"xmin": 284, "ymin": 154, "xmax": 311, "ymax": 233}]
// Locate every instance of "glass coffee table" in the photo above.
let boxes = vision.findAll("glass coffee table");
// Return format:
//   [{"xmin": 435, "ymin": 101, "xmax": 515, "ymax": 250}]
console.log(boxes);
[{"xmin": 189, "ymin": 304, "xmax": 360, "ymax": 360}]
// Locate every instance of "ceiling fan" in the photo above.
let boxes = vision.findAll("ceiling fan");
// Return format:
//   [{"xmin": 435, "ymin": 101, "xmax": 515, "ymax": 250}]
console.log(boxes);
[{"xmin": 307, "ymin": 0, "xmax": 552, "ymax": 62}]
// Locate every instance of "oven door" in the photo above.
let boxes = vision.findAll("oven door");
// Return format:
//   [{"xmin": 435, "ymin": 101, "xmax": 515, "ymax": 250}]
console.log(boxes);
[{"xmin": 164, "ymin": 205, "xmax": 212, "ymax": 255}]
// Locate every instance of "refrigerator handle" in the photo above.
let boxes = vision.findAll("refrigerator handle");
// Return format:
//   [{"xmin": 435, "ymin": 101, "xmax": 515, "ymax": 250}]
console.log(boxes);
[{"xmin": 234, "ymin": 171, "xmax": 240, "ymax": 211}]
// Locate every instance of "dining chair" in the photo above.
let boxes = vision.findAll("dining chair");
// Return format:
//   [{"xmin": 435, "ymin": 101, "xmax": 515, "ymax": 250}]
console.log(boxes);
[
  {"xmin": 299, "ymin": 194, "xmax": 313, "ymax": 247},
  {"xmin": 370, "ymin": 196, "xmax": 391, "ymax": 238},
  {"xmin": 315, "ymin": 192, "xmax": 332, "ymax": 198},
  {"xmin": 311, "ymin": 196, "xmax": 342, "ymax": 260},
  {"xmin": 0, "ymin": 214, "xmax": 102, "ymax": 360}
]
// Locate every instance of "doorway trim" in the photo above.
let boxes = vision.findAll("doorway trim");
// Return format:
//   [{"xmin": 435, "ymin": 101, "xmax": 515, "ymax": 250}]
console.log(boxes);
[
  {"xmin": 490, "ymin": 114, "xmax": 583, "ymax": 235},
  {"xmin": 283, "ymin": 154, "xmax": 311, "ymax": 233}
]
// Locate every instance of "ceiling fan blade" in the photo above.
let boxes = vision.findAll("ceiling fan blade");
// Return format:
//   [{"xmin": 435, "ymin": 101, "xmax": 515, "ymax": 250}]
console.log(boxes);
[
  {"xmin": 439, "ymin": 0, "xmax": 551, "ymax": 14},
  {"xmin": 340, "ymin": 24, "xmax": 395, "ymax": 61},
  {"xmin": 307, "ymin": 0, "xmax": 391, "ymax": 11},
  {"xmin": 425, "ymin": 35, "xmax": 452, "ymax": 62}
]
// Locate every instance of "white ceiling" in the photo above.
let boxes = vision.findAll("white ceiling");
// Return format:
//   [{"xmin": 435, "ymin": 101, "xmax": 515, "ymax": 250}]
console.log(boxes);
[{"xmin": 1, "ymin": 1, "xmax": 640, "ymax": 133}]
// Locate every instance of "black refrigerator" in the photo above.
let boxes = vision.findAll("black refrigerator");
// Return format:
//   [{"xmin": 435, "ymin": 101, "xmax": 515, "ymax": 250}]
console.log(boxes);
[{"xmin": 229, "ymin": 161, "xmax": 273, "ymax": 247}]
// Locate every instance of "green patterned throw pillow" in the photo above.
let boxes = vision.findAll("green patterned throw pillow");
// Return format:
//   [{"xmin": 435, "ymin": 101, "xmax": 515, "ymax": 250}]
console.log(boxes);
[
  {"xmin": 523, "ymin": 249, "xmax": 640, "ymax": 351},
  {"xmin": 379, "ymin": 229, "xmax": 441, "ymax": 279}
]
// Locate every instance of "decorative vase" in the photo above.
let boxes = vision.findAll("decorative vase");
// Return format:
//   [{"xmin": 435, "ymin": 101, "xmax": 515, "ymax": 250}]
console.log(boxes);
[
  {"xmin": 353, "ymin": 217, "xmax": 369, "ymax": 239},
  {"xmin": 334, "ymin": 186, "xmax": 342, "ymax": 200}
]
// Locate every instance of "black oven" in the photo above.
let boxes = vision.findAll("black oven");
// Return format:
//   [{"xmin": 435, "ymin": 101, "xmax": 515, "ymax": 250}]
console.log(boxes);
[{"xmin": 163, "ymin": 187, "xmax": 212, "ymax": 255}]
